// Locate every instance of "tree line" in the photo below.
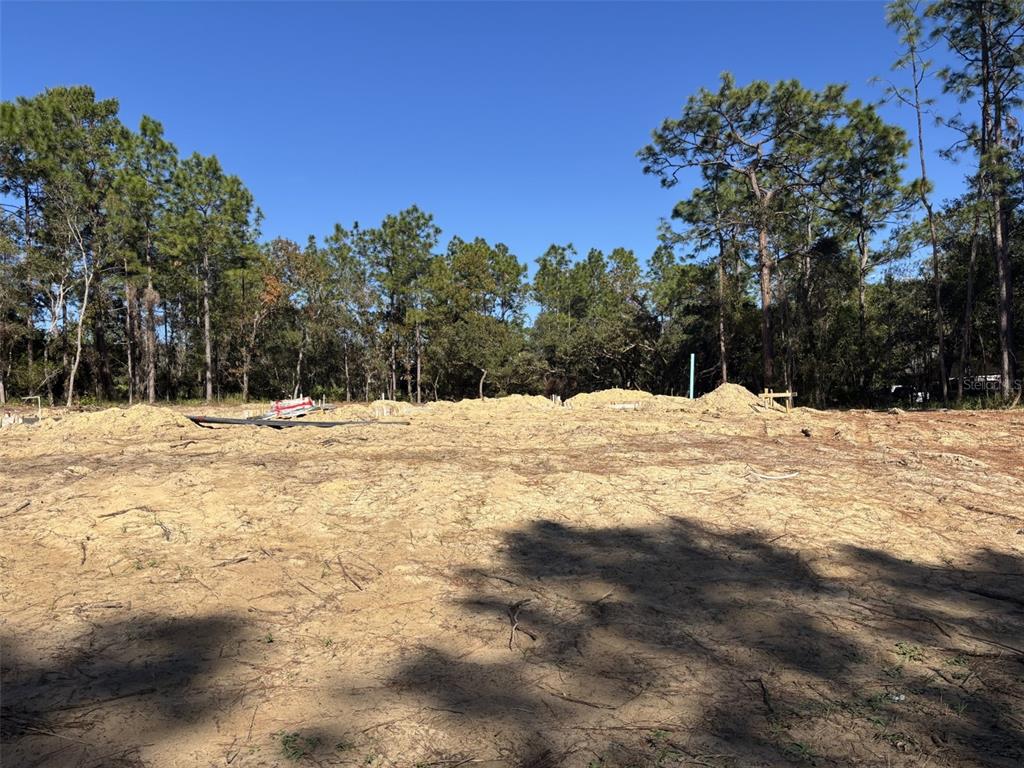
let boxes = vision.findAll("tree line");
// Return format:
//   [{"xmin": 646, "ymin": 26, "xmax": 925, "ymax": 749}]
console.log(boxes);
[{"xmin": 1, "ymin": 0, "xmax": 1021, "ymax": 408}]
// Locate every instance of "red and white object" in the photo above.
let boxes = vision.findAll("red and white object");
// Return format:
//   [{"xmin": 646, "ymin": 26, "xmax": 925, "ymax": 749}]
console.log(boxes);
[{"xmin": 263, "ymin": 397, "xmax": 316, "ymax": 419}]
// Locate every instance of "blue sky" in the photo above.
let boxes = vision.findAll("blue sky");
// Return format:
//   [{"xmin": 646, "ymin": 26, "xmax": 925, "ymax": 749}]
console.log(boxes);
[{"xmin": 2, "ymin": 1, "xmax": 971, "ymax": 273}]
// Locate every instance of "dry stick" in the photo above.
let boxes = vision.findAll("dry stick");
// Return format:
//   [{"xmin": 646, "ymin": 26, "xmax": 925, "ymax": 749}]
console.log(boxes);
[
  {"xmin": 537, "ymin": 683, "xmax": 617, "ymax": 710},
  {"xmin": 747, "ymin": 467, "xmax": 800, "ymax": 481},
  {"xmin": 507, "ymin": 598, "xmax": 535, "ymax": 650},
  {"xmin": 2, "ymin": 500, "xmax": 31, "ymax": 518},
  {"xmin": 98, "ymin": 506, "xmax": 148, "ymax": 519},
  {"xmin": 746, "ymin": 677, "xmax": 774, "ymax": 714},
  {"xmin": 212, "ymin": 555, "xmax": 250, "ymax": 568},
  {"xmin": 246, "ymin": 704, "xmax": 259, "ymax": 742},
  {"xmin": 336, "ymin": 556, "xmax": 364, "ymax": 591}
]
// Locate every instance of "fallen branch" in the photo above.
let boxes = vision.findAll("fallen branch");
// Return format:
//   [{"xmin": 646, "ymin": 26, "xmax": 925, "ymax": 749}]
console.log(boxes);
[
  {"xmin": 1, "ymin": 500, "xmax": 31, "ymax": 519},
  {"xmin": 747, "ymin": 468, "xmax": 800, "ymax": 481},
  {"xmin": 537, "ymin": 683, "xmax": 617, "ymax": 710},
  {"xmin": 507, "ymin": 598, "xmax": 536, "ymax": 650},
  {"xmin": 745, "ymin": 677, "xmax": 774, "ymax": 714},
  {"xmin": 212, "ymin": 555, "xmax": 250, "ymax": 568},
  {"xmin": 98, "ymin": 506, "xmax": 149, "ymax": 520},
  {"xmin": 336, "ymin": 557, "xmax": 364, "ymax": 591}
]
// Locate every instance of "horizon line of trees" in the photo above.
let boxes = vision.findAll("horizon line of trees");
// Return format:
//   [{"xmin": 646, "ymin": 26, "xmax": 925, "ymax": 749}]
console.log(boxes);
[{"xmin": 1, "ymin": 0, "xmax": 1021, "ymax": 409}]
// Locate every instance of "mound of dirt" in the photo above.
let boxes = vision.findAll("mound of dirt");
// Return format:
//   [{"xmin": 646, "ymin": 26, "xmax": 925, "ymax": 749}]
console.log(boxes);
[
  {"xmin": 648, "ymin": 394, "xmax": 698, "ymax": 413},
  {"xmin": 566, "ymin": 388, "xmax": 654, "ymax": 410},
  {"xmin": 40, "ymin": 404, "xmax": 195, "ymax": 437},
  {"xmin": 370, "ymin": 399, "xmax": 416, "ymax": 418},
  {"xmin": 696, "ymin": 383, "xmax": 760, "ymax": 414},
  {"xmin": 430, "ymin": 394, "xmax": 557, "ymax": 417}
]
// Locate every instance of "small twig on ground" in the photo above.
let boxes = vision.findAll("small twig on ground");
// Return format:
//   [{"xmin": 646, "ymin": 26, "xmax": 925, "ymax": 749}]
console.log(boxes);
[
  {"xmin": 2, "ymin": 500, "xmax": 31, "ymax": 519},
  {"xmin": 246, "ymin": 704, "xmax": 259, "ymax": 742},
  {"xmin": 336, "ymin": 557, "xmax": 364, "ymax": 591},
  {"xmin": 536, "ymin": 683, "xmax": 617, "ymax": 710},
  {"xmin": 469, "ymin": 569, "xmax": 521, "ymax": 587},
  {"xmin": 212, "ymin": 555, "xmax": 250, "ymax": 568},
  {"xmin": 79, "ymin": 540, "xmax": 87, "ymax": 566},
  {"xmin": 508, "ymin": 598, "xmax": 536, "ymax": 650},
  {"xmin": 746, "ymin": 465, "xmax": 800, "ymax": 481},
  {"xmin": 746, "ymin": 677, "xmax": 774, "ymax": 714},
  {"xmin": 72, "ymin": 600, "xmax": 129, "ymax": 613},
  {"xmin": 98, "ymin": 506, "xmax": 149, "ymax": 519}
]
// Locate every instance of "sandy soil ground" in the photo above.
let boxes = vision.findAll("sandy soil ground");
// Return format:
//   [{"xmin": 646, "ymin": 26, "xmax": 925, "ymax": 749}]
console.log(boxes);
[{"xmin": 1, "ymin": 387, "xmax": 1022, "ymax": 768}]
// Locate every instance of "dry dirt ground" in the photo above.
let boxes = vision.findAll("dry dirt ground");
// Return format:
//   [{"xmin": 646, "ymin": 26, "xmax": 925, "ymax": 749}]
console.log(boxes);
[{"xmin": 1, "ymin": 387, "xmax": 1022, "ymax": 768}]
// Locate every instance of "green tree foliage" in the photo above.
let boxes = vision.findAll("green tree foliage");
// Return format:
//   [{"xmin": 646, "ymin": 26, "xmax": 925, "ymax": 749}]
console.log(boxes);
[
  {"xmin": 0, "ymin": 2, "xmax": 1020, "ymax": 408},
  {"xmin": 161, "ymin": 153, "xmax": 259, "ymax": 402}
]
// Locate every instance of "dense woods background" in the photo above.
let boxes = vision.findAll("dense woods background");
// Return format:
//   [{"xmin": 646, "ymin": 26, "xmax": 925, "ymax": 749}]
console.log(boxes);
[{"xmin": 1, "ymin": 0, "xmax": 1021, "ymax": 408}]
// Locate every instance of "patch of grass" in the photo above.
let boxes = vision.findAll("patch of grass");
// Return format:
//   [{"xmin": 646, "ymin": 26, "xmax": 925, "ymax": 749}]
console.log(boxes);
[
  {"xmin": 874, "ymin": 726, "xmax": 916, "ymax": 752},
  {"xmin": 865, "ymin": 691, "xmax": 890, "ymax": 711},
  {"xmin": 781, "ymin": 741, "xmax": 817, "ymax": 764},
  {"xmin": 275, "ymin": 731, "xmax": 320, "ymax": 761},
  {"xmin": 949, "ymin": 698, "xmax": 969, "ymax": 717},
  {"xmin": 881, "ymin": 663, "xmax": 904, "ymax": 678},
  {"xmin": 895, "ymin": 642, "xmax": 923, "ymax": 662}
]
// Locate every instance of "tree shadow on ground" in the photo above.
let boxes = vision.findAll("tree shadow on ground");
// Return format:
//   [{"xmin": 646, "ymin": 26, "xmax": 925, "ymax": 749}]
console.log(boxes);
[
  {"xmin": 1, "ymin": 614, "xmax": 248, "ymax": 767},
  {"xmin": 390, "ymin": 517, "xmax": 1024, "ymax": 767}
]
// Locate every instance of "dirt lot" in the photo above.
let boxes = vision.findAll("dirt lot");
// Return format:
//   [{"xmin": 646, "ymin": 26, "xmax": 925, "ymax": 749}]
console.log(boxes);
[{"xmin": 1, "ymin": 387, "xmax": 1022, "ymax": 767}]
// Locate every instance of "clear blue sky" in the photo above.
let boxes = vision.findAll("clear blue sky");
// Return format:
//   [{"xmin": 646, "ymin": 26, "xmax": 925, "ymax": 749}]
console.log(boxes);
[{"xmin": 1, "ymin": 1, "xmax": 970, "ymax": 272}]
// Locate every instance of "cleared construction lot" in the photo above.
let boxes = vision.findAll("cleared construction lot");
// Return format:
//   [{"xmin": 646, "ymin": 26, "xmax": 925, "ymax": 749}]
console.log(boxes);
[{"xmin": 1, "ymin": 388, "xmax": 1022, "ymax": 767}]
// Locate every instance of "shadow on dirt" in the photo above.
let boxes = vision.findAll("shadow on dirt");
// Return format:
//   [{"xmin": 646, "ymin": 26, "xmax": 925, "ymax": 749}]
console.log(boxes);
[
  {"xmin": 1, "ymin": 614, "xmax": 246, "ymax": 767},
  {"xmin": 390, "ymin": 517, "xmax": 1024, "ymax": 767},
  {"xmin": 4, "ymin": 521, "xmax": 1020, "ymax": 767}
]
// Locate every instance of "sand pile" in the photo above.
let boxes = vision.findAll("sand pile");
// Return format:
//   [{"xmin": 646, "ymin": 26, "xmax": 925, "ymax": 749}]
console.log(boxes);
[
  {"xmin": 430, "ymin": 394, "xmax": 557, "ymax": 417},
  {"xmin": 39, "ymin": 404, "xmax": 194, "ymax": 437},
  {"xmin": 696, "ymin": 383, "xmax": 760, "ymax": 414},
  {"xmin": 370, "ymin": 399, "xmax": 416, "ymax": 418},
  {"xmin": 648, "ymin": 394, "xmax": 698, "ymax": 412},
  {"xmin": 566, "ymin": 388, "xmax": 654, "ymax": 410}
]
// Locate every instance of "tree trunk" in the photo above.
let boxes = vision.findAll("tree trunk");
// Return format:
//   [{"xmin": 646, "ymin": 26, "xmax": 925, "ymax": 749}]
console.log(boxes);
[
  {"xmin": 66, "ymin": 262, "xmax": 94, "ymax": 408},
  {"xmin": 25, "ymin": 287, "xmax": 34, "ymax": 381},
  {"xmin": 242, "ymin": 314, "xmax": 259, "ymax": 403},
  {"xmin": 343, "ymin": 344, "xmax": 351, "ymax": 402},
  {"xmin": 124, "ymin": 264, "xmax": 134, "ymax": 405},
  {"xmin": 61, "ymin": 300, "xmax": 69, "ymax": 402},
  {"xmin": 242, "ymin": 347, "xmax": 251, "ymax": 403},
  {"xmin": 91, "ymin": 284, "xmax": 114, "ymax": 401},
  {"xmin": 44, "ymin": 343, "xmax": 53, "ymax": 406},
  {"xmin": 415, "ymin": 324, "xmax": 422, "ymax": 404},
  {"xmin": 202, "ymin": 252, "xmax": 213, "ymax": 403},
  {"xmin": 958, "ymin": 203, "xmax": 982, "ymax": 401},
  {"xmin": 145, "ymin": 286, "xmax": 158, "ymax": 403},
  {"xmin": 389, "ymin": 338, "xmax": 397, "ymax": 400},
  {"xmin": 857, "ymin": 230, "xmax": 870, "ymax": 391},
  {"xmin": 716, "ymin": 242, "xmax": 728, "ymax": 384},
  {"xmin": 757, "ymin": 225, "xmax": 774, "ymax": 389},
  {"xmin": 908, "ymin": 41, "xmax": 948, "ymax": 401},
  {"xmin": 163, "ymin": 301, "xmax": 173, "ymax": 399},
  {"xmin": 991, "ymin": 93, "xmax": 1015, "ymax": 398},
  {"xmin": 992, "ymin": 195, "xmax": 1015, "ymax": 397},
  {"xmin": 926, "ymin": 206, "xmax": 948, "ymax": 402},
  {"xmin": 293, "ymin": 326, "xmax": 306, "ymax": 398},
  {"xmin": 478, "ymin": 367, "xmax": 487, "ymax": 399}
]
